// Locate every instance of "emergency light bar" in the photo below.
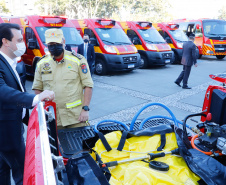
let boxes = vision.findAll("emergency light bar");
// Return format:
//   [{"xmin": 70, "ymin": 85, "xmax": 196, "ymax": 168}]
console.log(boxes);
[
  {"xmin": 39, "ymin": 15, "xmax": 67, "ymax": 24},
  {"xmin": 167, "ymin": 23, "xmax": 179, "ymax": 29},
  {"xmin": 96, "ymin": 19, "xmax": 116, "ymax": 26},
  {"xmin": 137, "ymin": 22, "xmax": 152, "ymax": 28}
]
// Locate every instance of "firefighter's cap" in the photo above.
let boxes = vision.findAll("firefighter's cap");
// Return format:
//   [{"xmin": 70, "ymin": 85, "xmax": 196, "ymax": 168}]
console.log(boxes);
[{"xmin": 45, "ymin": 28, "xmax": 64, "ymax": 44}]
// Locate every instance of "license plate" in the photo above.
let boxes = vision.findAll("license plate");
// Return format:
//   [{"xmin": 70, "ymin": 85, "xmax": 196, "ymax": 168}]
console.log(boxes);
[
  {"xmin": 128, "ymin": 64, "xmax": 135, "ymax": 68},
  {"xmin": 217, "ymin": 48, "xmax": 224, "ymax": 50},
  {"xmin": 165, "ymin": 59, "xmax": 170, "ymax": 64}
]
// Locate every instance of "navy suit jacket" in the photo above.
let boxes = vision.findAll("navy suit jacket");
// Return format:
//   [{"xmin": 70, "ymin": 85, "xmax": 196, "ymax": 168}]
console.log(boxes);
[
  {"xmin": 181, "ymin": 41, "xmax": 197, "ymax": 66},
  {"xmin": 0, "ymin": 54, "xmax": 35, "ymax": 151},
  {"xmin": 77, "ymin": 43, "xmax": 95, "ymax": 66}
]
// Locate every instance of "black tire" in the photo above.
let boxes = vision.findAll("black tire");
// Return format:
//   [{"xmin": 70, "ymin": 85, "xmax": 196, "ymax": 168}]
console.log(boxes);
[
  {"xmin": 139, "ymin": 55, "xmax": 148, "ymax": 69},
  {"xmin": 198, "ymin": 54, "xmax": 202, "ymax": 59},
  {"xmin": 171, "ymin": 52, "xmax": 179, "ymax": 64},
  {"xmin": 32, "ymin": 56, "xmax": 41, "ymax": 73},
  {"xmin": 95, "ymin": 59, "xmax": 107, "ymax": 75},
  {"xmin": 216, "ymin": 55, "xmax": 225, "ymax": 60}
]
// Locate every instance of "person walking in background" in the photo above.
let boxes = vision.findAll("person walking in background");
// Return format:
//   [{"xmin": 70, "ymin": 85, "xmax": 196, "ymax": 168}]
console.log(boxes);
[
  {"xmin": 32, "ymin": 28, "xmax": 93, "ymax": 130},
  {"xmin": 0, "ymin": 23, "xmax": 54, "ymax": 185},
  {"xmin": 175, "ymin": 33, "xmax": 198, "ymax": 89},
  {"xmin": 77, "ymin": 34, "xmax": 95, "ymax": 75}
]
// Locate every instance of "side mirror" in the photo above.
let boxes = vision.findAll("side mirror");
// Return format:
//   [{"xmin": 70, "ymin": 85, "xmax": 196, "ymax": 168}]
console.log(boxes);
[
  {"xmin": 165, "ymin": 37, "xmax": 172, "ymax": 44},
  {"xmin": 196, "ymin": 24, "xmax": 200, "ymax": 30},
  {"xmin": 133, "ymin": 37, "xmax": 141, "ymax": 45},
  {"xmin": 90, "ymin": 38, "xmax": 97, "ymax": 46},
  {"xmin": 28, "ymin": 39, "xmax": 39, "ymax": 50}
]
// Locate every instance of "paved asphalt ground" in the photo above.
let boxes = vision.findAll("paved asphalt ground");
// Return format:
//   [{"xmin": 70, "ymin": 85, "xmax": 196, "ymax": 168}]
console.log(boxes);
[
  {"xmin": 9, "ymin": 55, "xmax": 224, "ymax": 184},
  {"xmin": 25, "ymin": 56, "xmax": 225, "ymax": 128}
]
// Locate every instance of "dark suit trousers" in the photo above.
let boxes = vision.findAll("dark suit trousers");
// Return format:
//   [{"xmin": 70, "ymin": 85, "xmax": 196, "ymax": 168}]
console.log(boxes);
[
  {"xmin": 0, "ymin": 133, "xmax": 25, "ymax": 185},
  {"xmin": 88, "ymin": 62, "xmax": 95, "ymax": 76},
  {"xmin": 175, "ymin": 65, "xmax": 192, "ymax": 87}
]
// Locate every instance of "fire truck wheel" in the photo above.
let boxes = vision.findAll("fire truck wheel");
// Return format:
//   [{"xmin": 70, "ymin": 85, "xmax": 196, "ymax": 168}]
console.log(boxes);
[
  {"xmin": 139, "ymin": 55, "xmax": 148, "ymax": 69},
  {"xmin": 171, "ymin": 52, "xmax": 179, "ymax": 64},
  {"xmin": 95, "ymin": 59, "xmax": 107, "ymax": 75},
  {"xmin": 216, "ymin": 55, "xmax": 225, "ymax": 60},
  {"xmin": 198, "ymin": 54, "xmax": 202, "ymax": 59}
]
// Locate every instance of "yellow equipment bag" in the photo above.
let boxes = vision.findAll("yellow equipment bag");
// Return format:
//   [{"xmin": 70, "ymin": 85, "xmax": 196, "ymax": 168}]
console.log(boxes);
[{"xmin": 92, "ymin": 127, "xmax": 200, "ymax": 185}]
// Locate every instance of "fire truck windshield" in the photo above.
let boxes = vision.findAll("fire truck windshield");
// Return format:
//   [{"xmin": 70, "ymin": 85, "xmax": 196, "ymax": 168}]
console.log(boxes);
[
  {"xmin": 168, "ymin": 29, "xmax": 189, "ymax": 42},
  {"xmin": 137, "ymin": 29, "xmax": 166, "ymax": 43},
  {"xmin": 95, "ymin": 28, "xmax": 132, "ymax": 45},
  {"xmin": 36, "ymin": 27, "xmax": 83, "ymax": 46},
  {"xmin": 203, "ymin": 20, "xmax": 226, "ymax": 38}
]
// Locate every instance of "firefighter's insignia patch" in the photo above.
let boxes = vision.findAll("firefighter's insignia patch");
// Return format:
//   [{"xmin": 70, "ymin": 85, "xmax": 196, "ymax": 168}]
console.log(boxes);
[
  {"xmin": 81, "ymin": 63, "xmax": 87, "ymax": 74},
  {"xmin": 43, "ymin": 63, "xmax": 50, "ymax": 71}
]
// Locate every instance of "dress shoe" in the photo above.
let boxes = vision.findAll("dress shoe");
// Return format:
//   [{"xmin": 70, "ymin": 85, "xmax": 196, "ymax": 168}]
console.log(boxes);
[
  {"xmin": 174, "ymin": 81, "xmax": 181, "ymax": 87},
  {"xmin": 182, "ymin": 86, "xmax": 191, "ymax": 89}
]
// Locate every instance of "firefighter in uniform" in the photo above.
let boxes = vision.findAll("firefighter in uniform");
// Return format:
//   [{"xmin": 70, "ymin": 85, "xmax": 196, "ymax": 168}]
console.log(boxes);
[{"xmin": 32, "ymin": 28, "xmax": 93, "ymax": 128}]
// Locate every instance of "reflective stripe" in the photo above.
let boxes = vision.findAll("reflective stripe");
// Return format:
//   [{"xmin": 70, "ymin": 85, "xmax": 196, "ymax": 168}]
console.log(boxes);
[
  {"xmin": 64, "ymin": 55, "xmax": 80, "ymax": 65},
  {"xmin": 37, "ymin": 56, "xmax": 51, "ymax": 68},
  {"xmin": 66, "ymin": 100, "xmax": 82, "ymax": 108}
]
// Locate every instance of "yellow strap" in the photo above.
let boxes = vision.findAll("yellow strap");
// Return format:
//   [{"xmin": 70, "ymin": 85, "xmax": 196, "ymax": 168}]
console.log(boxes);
[
  {"xmin": 66, "ymin": 100, "xmax": 82, "ymax": 108},
  {"xmin": 64, "ymin": 55, "xmax": 80, "ymax": 65}
]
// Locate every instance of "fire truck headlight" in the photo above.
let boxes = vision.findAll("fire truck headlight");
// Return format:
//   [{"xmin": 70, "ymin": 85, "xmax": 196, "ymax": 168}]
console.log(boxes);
[
  {"xmin": 44, "ymin": 47, "xmax": 50, "ymax": 55},
  {"xmin": 132, "ymin": 45, "xmax": 138, "ymax": 52},
  {"xmin": 204, "ymin": 44, "xmax": 212, "ymax": 48},
  {"xmin": 177, "ymin": 42, "xmax": 183, "ymax": 49},
  {"xmin": 146, "ymin": 44, "xmax": 157, "ymax": 51},
  {"xmin": 104, "ymin": 45, "xmax": 117, "ymax": 53}
]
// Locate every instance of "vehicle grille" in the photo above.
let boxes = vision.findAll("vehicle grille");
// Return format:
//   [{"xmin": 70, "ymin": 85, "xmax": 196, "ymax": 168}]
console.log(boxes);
[
  {"xmin": 162, "ymin": 53, "xmax": 172, "ymax": 58},
  {"xmin": 123, "ymin": 56, "xmax": 138, "ymax": 64},
  {"xmin": 214, "ymin": 45, "xmax": 226, "ymax": 52}
]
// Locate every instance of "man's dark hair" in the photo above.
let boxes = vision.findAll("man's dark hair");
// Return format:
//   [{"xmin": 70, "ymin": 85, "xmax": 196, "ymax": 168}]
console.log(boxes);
[
  {"xmin": 83, "ymin": 34, "xmax": 90, "ymax": 38},
  {"xmin": 0, "ymin": 23, "xmax": 21, "ymax": 48}
]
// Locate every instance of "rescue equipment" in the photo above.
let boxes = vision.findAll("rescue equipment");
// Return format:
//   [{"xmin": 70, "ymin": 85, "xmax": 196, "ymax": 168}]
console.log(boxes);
[{"xmin": 91, "ymin": 103, "xmax": 201, "ymax": 185}]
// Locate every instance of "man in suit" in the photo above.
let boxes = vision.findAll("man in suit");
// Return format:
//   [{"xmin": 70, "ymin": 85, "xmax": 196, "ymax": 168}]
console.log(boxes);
[
  {"xmin": 175, "ymin": 33, "xmax": 198, "ymax": 89},
  {"xmin": 77, "ymin": 34, "xmax": 95, "ymax": 75},
  {"xmin": 0, "ymin": 23, "xmax": 54, "ymax": 185}
]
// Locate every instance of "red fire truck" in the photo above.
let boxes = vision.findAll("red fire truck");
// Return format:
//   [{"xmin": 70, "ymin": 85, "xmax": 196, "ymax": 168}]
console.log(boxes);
[
  {"xmin": 118, "ymin": 21, "xmax": 173, "ymax": 68},
  {"xmin": 70, "ymin": 19, "xmax": 140, "ymax": 75},
  {"xmin": 172, "ymin": 19, "xmax": 226, "ymax": 60},
  {"xmin": 10, "ymin": 15, "xmax": 84, "ymax": 75}
]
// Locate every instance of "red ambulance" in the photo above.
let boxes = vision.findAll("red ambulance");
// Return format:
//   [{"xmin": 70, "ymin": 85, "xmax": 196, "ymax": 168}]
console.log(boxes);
[
  {"xmin": 70, "ymin": 19, "xmax": 140, "ymax": 75},
  {"xmin": 119, "ymin": 21, "xmax": 173, "ymax": 68}
]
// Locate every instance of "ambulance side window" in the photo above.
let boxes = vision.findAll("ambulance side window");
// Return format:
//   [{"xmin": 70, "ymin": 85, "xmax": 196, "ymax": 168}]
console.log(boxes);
[
  {"xmin": 164, "ymin": 32, "xmax": 172, "ymax": 44},
  {"xmin": 127, "ymin": 30, "xmax": 141, "ymax": 45},
  {"xmin": 84, "ymin": 28, "xmax": 98, "ymax": 46},
  {"xmin": 25, "ymin": 27, "xmax": 39, "ymax": 49},
  {"xmin": 158, "ymin": 30, "xmax": 164, "ymax": 37},
  {"xmin": 195, "ymin": 22, "xmax": 203, "ymax": 38}
]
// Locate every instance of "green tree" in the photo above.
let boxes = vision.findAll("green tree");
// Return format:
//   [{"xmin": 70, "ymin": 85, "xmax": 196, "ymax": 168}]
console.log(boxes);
[
  {"xmin": 35, "ymin": 0, "xmax": 69, "ymax": 16},
  {"xmin": 0, "ymin": 0, "xmax": 9, "ymax": 13},
  {"xmin": 113, "ymin": 0, "xmax": 172, "ymax": 22},
  {"xmin": 218, "ymin": 6, "xmax": 226, "ymax": 20}
]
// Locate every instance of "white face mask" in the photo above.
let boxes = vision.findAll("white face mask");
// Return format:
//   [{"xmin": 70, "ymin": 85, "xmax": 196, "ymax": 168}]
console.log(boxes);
[{"xmin": 11, "ymin": 42, "xmax": 26, "ymax": 57}]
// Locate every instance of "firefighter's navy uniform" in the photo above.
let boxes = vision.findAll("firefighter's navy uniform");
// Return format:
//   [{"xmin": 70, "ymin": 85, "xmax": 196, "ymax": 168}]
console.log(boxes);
[{"xmin": 32, "ymin": 29, "xmax": 93, "ymax": 128}]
